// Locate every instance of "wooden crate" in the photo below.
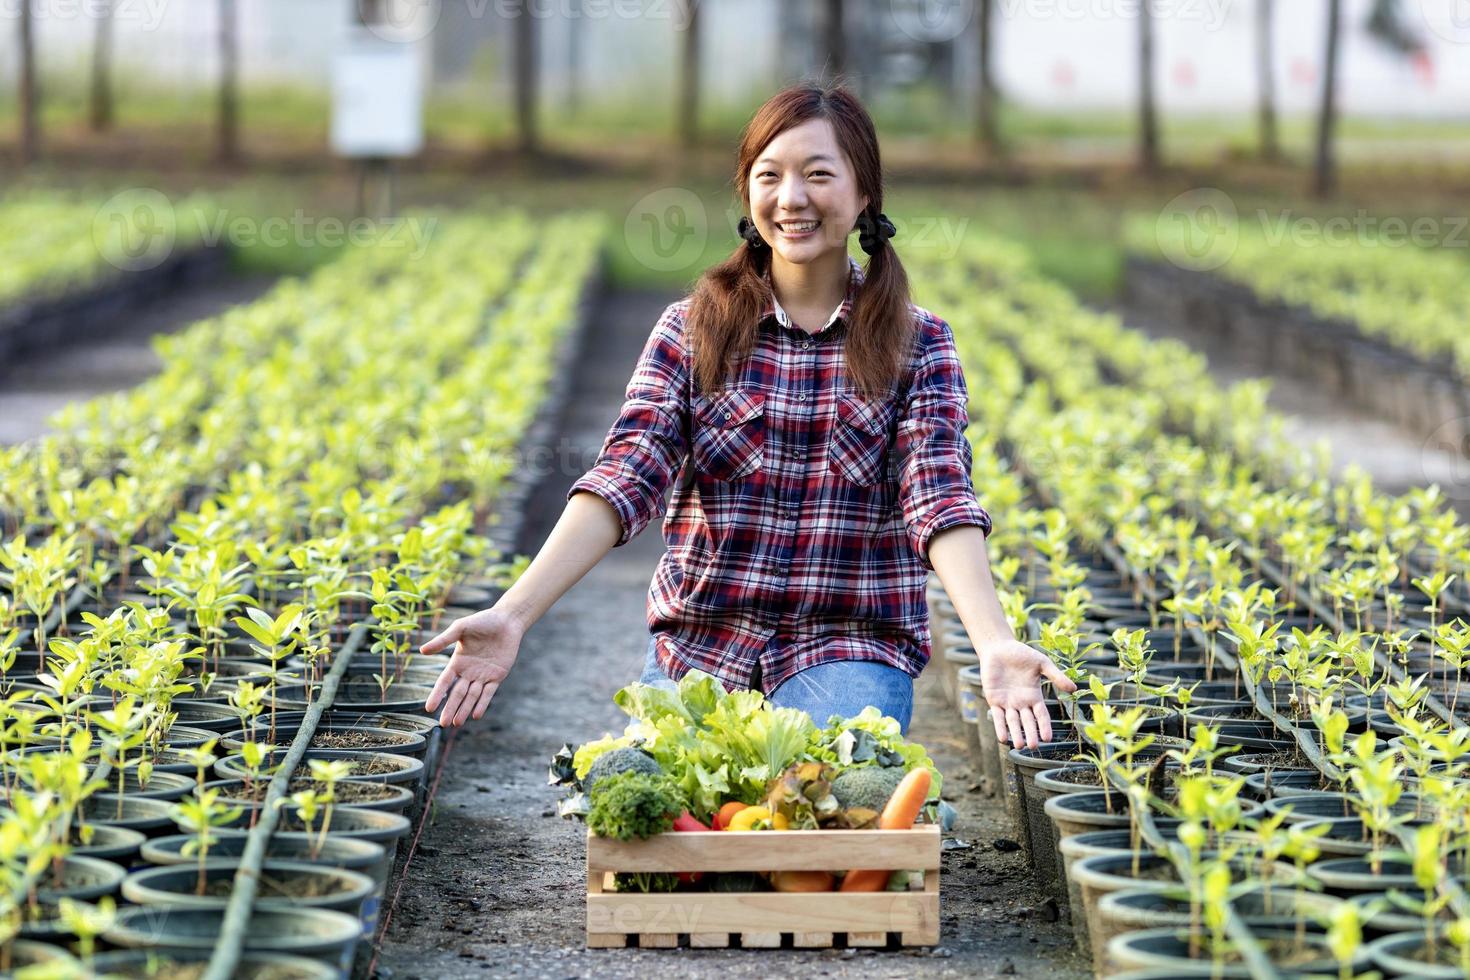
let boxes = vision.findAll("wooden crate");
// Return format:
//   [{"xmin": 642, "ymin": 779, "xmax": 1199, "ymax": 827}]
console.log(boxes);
[{"xmin": 586, "ymin": 825, "xmax": 941, "ymax": 949}]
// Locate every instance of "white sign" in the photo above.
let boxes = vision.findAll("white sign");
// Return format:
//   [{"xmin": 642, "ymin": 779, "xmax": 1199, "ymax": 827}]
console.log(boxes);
[{"xmin": 331, "ymin": 28, "xmax": 424, "ymax": 158}]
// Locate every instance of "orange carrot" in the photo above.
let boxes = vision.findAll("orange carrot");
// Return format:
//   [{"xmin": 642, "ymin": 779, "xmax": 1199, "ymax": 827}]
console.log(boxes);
[
  {"xmin": 838, "ymin": 768, "xmax": 932, "ymax": 892},
  {"xmin": 770, "ymin": 870, "xmax": 835, "ymax": 892}
]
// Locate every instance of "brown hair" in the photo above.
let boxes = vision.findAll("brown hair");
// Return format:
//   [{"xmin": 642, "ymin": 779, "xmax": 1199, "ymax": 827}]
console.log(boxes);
[{"xmin": 685, "ymin": 83, "xmax": 914, "ymax": 400}]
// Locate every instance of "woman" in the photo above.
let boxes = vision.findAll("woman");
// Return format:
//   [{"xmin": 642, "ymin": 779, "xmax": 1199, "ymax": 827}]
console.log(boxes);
[{"xmin": 423, "ymin": 84, "xmax": 1074, "ymax": 748}]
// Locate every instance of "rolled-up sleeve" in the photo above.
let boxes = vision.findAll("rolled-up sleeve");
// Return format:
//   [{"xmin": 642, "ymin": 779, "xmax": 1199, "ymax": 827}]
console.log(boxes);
[
  {"xmin": 567, "ymin": 303, "xmax": 690, "ymax": 546},
  {"xmin": 895, "ymin": 313, "xmax": 993, "ymax": 570}
]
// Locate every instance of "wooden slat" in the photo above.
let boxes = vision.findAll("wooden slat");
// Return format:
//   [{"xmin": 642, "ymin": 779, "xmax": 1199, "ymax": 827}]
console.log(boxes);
[
  {"xmin": 740, "ymin": 932, "xmax": 781, "ymax": 948},
  {"xmin": 587, "ymin": 891, "xmax": 938, "ymax": 936},
  {"xmin": 793, "ymin": 932, "xmax": 834, "ymax": 947},
  {"xmin": 637, "ymin": 933, "xmax": 678, "ymax": 948},
  {"xmin": 688, "ymin": 933, "xmax": 730, "ymax": 948},
  {"xmin": 846, "ymin": 931, "xmax": 888, "ymax": 946},
  {"xmin": 586, "ymin": 826, "xmax": 940, "ymax": 873},
  {"xmin": 586, "ymin": 933, "xmax": 626, "ymax": 948}
]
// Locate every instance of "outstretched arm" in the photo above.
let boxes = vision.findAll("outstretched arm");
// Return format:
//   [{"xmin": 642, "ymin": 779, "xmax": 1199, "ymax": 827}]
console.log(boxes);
[
  {"xmin": 422, "ymin": 491, "xmax": 622, "ymax": 727},
  {"xmin": 927, "ymin": 525, "xmax": 1077, "ymax": 749}
]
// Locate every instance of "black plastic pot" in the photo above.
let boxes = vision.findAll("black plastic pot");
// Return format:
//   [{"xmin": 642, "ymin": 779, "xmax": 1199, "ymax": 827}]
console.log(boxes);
[
  {"xmin": 77, "ymin": 795, "xmax": 176, "ymax": 836},
  {"xmin": 1368, "ymin": 930, "xmax": 1469, "ymax": 977},
  {"xmin": 1094, "ymin": 887, "xmax": 1339, "ymax": 977},
  {"xmin": 87, "ymin": 949, "xmax": 338, "ymax": 979},
  {"xmin": 69, "ymin": 824, "xmax": 146, "ymax": 864},
  {"xmin": 123, "ymin": 858, "xmax": 374, "ymax": 918},
  {"xmin": 1242, "ymin": 769, "xmax": 1332, "ymax": 800},
  {"xmin": 1106, "ymin": 926, "xmax": 1351, "ymax": 976},
  {"xmin": 205, "ymin": 778, "xmax": 415, "ymax": 815},
  {"xmin": 17, "ymin": 855, "xmax": 128, "ymax": 941},
  {"xmin": 0, "ymin": 941, "xmax": 77, "ymax": 974},
  {"xmin": 213, "ymin": 748, "xmax": 424, "ymax": 787},
  {"xmin": 269, "ymin": 677, "xmax": 436, "ymax": 713},
  {"xmin": 104, "ymin": 906, "xmax": 362, "ymax": 974},
  {"xmin": 220, "ymin": 724, "xmax": 427, "ymax": 758}
]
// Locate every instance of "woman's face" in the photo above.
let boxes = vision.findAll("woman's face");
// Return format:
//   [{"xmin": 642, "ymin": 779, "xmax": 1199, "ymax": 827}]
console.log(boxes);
[{"xmin": 747, "ymin": 118, "xmax": 869, "ymax": 267}]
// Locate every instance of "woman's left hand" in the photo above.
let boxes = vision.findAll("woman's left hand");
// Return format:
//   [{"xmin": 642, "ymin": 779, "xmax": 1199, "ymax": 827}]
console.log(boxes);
[{"xmin": 978, "ymin": 637, "xmax": 1078, "ymax": 749}]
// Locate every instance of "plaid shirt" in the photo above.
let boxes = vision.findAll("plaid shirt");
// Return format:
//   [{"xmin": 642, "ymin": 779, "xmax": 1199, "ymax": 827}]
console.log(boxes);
[{"xmin": 568, "ymin": 255, "xmax": 991, "ymax": 693}]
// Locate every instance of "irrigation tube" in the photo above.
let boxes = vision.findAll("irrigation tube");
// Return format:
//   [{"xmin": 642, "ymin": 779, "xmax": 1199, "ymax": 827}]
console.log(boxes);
[{"xmin": 201, "ymin": 619, "xmax": 369, "ymax": 980}]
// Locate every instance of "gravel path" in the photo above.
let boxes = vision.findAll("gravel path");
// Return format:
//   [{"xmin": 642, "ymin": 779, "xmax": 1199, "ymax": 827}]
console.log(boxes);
[{"xmin": 372, "ymin": 287, "xmax": 1089, "ymax": 979}]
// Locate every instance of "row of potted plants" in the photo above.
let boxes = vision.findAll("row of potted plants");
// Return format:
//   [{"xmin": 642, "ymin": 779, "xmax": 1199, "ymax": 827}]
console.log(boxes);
[
  {"xmin": 0, "ymin": 210, "xmax": 605, "ymax": 976},
  {"xmin": 911, "ymin": 234, "xmax": 1470, "ymax": 976},
  {"xmin": 1134, "ymin": 211, "xmax": 1470, "ymax": 383}
]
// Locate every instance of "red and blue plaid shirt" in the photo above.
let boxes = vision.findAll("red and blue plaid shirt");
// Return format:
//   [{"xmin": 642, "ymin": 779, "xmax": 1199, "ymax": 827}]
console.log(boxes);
[{"xmin": 568, "ymin": 255, "xmax": 991, "ymax": 693}]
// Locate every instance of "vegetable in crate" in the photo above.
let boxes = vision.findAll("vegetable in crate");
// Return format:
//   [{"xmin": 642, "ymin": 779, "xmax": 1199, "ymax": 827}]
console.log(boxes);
[
  {"xmin": 584, "ymin": 746, "xmax": 663, "ymax": 795},
  {"xmin": 586, "ymin": 771, "xmax": 685, "ymax": 842},
  {"xmin": 830, "ymin": 765, "xmax": 906, "ymax": 815}
]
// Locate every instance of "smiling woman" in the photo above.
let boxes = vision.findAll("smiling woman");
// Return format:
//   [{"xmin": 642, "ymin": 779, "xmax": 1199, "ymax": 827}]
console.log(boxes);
[{"xmin": 424, "ymin": 84, "xmax": 1073, "ymax": 749}]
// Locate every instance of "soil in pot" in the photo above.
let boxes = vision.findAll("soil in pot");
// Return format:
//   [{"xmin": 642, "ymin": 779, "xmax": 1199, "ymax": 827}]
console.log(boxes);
[
  {"xmin": 211, "ymin": 777, "xmax": 408, "ymax": 806},
  {"xmin": 122, "ymin": 859, "xmax": 374, "ymax": 915}
]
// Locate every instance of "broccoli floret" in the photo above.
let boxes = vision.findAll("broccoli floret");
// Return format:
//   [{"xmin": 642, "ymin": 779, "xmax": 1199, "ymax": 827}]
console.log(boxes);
[
  {"xmin": 831, "ymin": 766, "xmax": 906, "ymax": 813},
  {"xmin": 587, "ymin": 771, "xmax": 685, "ymax": 841},
  {"xmin": 614, "ymin": 872, "xmax": 680, "ymax": 893},
  {"xmin": 584, "ymin": 747, "xmax": 663, "ymax": 795}
]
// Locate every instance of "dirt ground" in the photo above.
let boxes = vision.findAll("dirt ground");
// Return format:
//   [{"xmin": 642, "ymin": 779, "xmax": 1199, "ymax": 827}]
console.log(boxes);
[{"xmin": 370, "ymin": 288, "xmax": 1090, "ymax": 979}]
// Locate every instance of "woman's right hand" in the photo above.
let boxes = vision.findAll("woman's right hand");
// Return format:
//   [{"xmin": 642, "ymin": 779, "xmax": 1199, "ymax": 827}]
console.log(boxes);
[{"xmin": 422, "ymin": 607, "xmax": 525, "ymax": 727}]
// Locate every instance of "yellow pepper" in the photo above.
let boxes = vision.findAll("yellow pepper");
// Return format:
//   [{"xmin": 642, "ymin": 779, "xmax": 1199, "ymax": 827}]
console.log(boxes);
[{"xmin": 725, "ymin": 806, "xmax": 789, "ymax": 832}]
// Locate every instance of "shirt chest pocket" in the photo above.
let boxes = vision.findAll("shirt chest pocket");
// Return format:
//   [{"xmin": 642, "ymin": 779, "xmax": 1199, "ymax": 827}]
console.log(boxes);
[
  {"xmin": 828, "ymin": 391, "xmax": 896, "ymax": 486},
  {"xmin": 692, "ymin": 389, "xmax": 765, "ymax": 482}
]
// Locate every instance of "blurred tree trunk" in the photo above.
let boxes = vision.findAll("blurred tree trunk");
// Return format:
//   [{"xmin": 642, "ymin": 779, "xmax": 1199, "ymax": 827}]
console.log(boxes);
[
  {"xmin": 825, "ymin": 0, "xmax": 846, "ymax": 80},
  {"xmin": 90, "ymin": 0, "xmax": 115, "ymax": 132},
  {"xmin": 18, "ymin": 0, "xmax": 39, "ymax": 163},
  {"xmin": 514, "ymin": 7, "xmax": 539, "ymax": 155},
  {"xmin": 217, "ymin": 0, "xmax": 239, "ymax": 164},
  {"xmin": 1256, "ymin": 0, "xmax": 1279, "ymax": 160},
  {"xmin": 677, "ymin": 2, "xmax": 700, "ymax": 151},
  {"xmin": 1138, "ymin": 0, "xmax": 1159, "ymax": 172},
  {"xmin": 564, "ymin": 12, "xmax": 581, "ymax": 115},
  {"xmin": 1314, "ymin": 0, "xmax": 1342, "ymax": 197},
  {"xmin": 976, "ymin": 0, "xmax": 1001, "ymax": 155}
]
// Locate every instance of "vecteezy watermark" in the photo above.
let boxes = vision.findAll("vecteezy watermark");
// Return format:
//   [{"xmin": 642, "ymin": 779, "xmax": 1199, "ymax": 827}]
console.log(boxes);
[
  {"xmin": 1154, "ymin": 187, "xmax": 1470, "ymax": 271},
  {"xmin": 92, "ymin": 189, "xmax": 438, "ymax": 272},
  {"xmin": 890, "ymin": 0, "xmax": 975, "ymax": 43},
  {"xmin": 1422, "ymin": 416, "xmax": 1470, "ymax": 502},
  {"xmin": 360, "ymin": 0, "xmax": 697, "ymax": 41},
  {"xmin": 1254, "ymin": 209, "xmax": 1470, "ymax": 250},
  {"xmin": 1154, "ymin": 188, "xmax": 1240, "ymax": 272},
  {"xmin": 0, "ymin": 0, "xmax": 169, "ymax": 31},
  {"xmin": 358, "ymin": 0, "xmax": 443, "ymax": 43},
  {"xmin": 625, "ymin": 188, "xmax": 709, "ymax": 274},
  {"xmin": 1418, "ymin": 0, "xmax": 1470, "ymax": 45},
  {"xmin": 996, "ymin": 0, "xmax": 1234, "ymax": 30}
]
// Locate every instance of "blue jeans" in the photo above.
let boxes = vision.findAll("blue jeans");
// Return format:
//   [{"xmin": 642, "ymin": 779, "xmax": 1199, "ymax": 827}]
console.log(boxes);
[{"xmin": 638, "ymin": 635, "xmax": 914, "ymax": 734}]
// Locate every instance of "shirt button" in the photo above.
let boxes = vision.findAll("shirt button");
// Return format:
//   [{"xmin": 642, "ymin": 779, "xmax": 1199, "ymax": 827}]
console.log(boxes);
[
  {"xmin": 801, "ymin": 340, "xmax": 811, "ymax": 349},
  {"xmin": 723, "ymin": 411, "xmax": 732, "ymax": 420},
  {"xmin": 797, "ymin": 393, "xmax": 806, "ymax": 402}
]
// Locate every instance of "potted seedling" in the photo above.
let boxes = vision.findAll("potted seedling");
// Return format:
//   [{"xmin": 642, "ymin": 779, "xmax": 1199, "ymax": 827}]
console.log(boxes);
[
  {"xmin": 289, "ymin": 758, "xmax": 356, "ymax": 859},
  {"xmin": 168, "ymin": 787, "xmax": 244, "ymax": 897},
  {"xmin": 236, "ymin": 740, "xmax": 276, "ymax": 820},
  {"xmin": 57, "ymin": 895, "xmax": 115, "ymax": 967},
  {"xmin": 227, "ymin": 681, "xmax": 266, "ymax": 746},
  {"xmin": 1336, "ymin": 732, "xmax": 1404, "ymax": 872},
  {"xmin": 231, "ymin": 604, "xmax": 307, "ymax": 739},
  {"xmin": 89, "ymin": 696, "xmax": 152, "ymax": 820}
]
